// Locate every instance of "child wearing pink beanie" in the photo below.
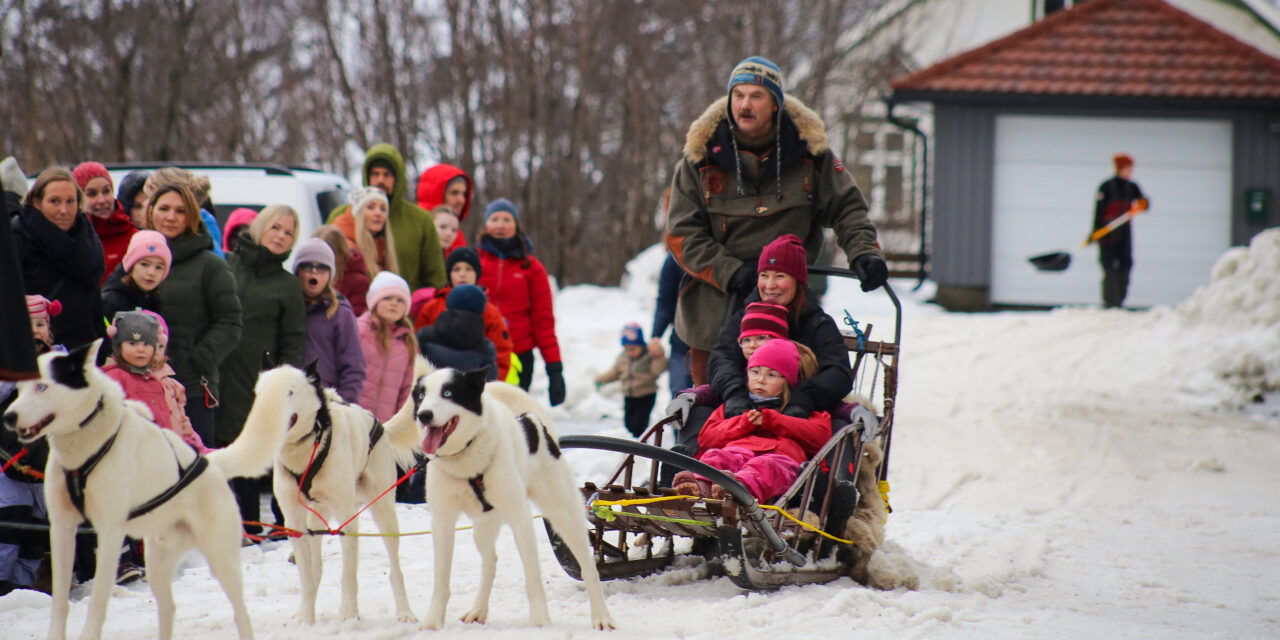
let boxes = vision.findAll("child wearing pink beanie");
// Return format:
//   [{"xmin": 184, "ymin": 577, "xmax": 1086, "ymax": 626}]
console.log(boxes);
[
  {"xmin": 673, "ymin": 338, "xmax": 831, "ymax": 502},
  {"xmin": 102, "ymin": 230, "xmax": 173, "ymax": 319}
]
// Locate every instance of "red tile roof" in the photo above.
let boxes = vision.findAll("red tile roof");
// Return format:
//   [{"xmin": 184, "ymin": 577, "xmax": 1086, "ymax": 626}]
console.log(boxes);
[{"xmin": 891, "ymin": 0, "xmax": 1280, "ymax": 100}]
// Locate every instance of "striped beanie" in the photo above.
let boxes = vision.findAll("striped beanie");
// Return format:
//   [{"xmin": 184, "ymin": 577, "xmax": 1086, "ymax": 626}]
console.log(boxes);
[
  {"xmin": 727, "ymin": 56, "xmax": 784, "ymax": 108},
  {"xmin": 25, "ymin": 295, "xmax": 62, "ymax": 321},
  {"xmin": 739, "ymin": 302, "xmax": 789, "ymax": 341}
]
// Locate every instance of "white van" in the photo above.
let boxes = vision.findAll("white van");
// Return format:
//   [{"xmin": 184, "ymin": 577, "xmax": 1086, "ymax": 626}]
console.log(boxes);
[{"xmin": 105, "ymin": 163, "xmax": 353, "ymax": 267}]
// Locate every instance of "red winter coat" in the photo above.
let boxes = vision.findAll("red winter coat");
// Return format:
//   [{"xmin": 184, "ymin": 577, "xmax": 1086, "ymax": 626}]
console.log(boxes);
[
  {"xmin": 93, "ymin": 203, "xmax": 137, "ymax": 285},
  {"xmin": 477, "ymin": 241, "xmax": 561, "ymax": 363},
  {"xmin": 416, "ymin": 164, "xmax": 472, "ymax": 252},
  {"xmin": 697, "ymin": 404, "xmax": 831, "ymax": 464},
  {"xmin": 102, "ymin": 362, "xmax": 175, "ymax": 433},
  {"xmin": 337, "ymin": 246, "xmax": 372, "ymax": 316},
  {"xmin": 414, "ymin": 285, "xmax": 514, "ymax": 380}
]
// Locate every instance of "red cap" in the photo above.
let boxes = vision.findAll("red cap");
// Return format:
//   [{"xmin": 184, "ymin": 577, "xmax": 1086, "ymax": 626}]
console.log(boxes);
[
  {"xmin": 757, "ymin": 234, "xmax": 807, "ymax": 286},
  {"xmin": 72, "ymin": 162, "xmax": 112, "ymax": 190}
]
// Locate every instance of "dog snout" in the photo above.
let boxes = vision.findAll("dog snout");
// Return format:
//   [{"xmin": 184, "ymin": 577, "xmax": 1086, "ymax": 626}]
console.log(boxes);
[
  {"xmin": 416, "ymin": 409, "xmax": 433, "ymax": 425},
  {"xmin": 2, "ymin": 412, "xmax": 16, "ymax": 429}
]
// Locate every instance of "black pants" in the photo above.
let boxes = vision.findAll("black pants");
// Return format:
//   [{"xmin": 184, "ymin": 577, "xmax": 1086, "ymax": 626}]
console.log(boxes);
[
  {"xmin": 232, "ymin": 477, "xmax": 263, "ymax": 534},
  {"xmin": 1099, "ymin": 242, "xmax": 1133, "ymax": 308},
  {"xmin": 186, "ymin": 402, "xmax": 216, "ymax": 448},
  {"xmin": 623, "ymin": 394, "xmax": 656, "ymax": 438},
  {"xmin": 516, "ymin": 350, "xmax": 536, "ymax": 390}
]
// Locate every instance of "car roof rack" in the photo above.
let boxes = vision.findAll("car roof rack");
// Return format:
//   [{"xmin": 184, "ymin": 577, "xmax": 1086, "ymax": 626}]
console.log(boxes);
[{"xmin": 102, "ymin": 162, "xmax": 296, "ymax": 176}]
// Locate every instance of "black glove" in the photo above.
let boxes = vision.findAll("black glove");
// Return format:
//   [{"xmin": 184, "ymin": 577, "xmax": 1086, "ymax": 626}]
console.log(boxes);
[
  {"xmin": 851, "ymin": 253, "xmax": 888, "ymax": 292},
  {"xmin": 665, "ymin": 392, "xmax": 697, "ymax": 428},
  {"xmin": 546, "ymin": 361, "xmax": 566, "ymax": 407},
  {"xmin": 727, "ymin": 262, "xmax": 758, "ymax": 298},
  {"xmin": 723, "ymin": 394, "xmax": 753, "ymax": 418}
]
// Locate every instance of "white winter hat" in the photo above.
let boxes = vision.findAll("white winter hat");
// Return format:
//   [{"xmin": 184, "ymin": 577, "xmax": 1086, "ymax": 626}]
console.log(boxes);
[{"xmin": 367, "ymin": 271, "xmax": 411, "ymax": 313}]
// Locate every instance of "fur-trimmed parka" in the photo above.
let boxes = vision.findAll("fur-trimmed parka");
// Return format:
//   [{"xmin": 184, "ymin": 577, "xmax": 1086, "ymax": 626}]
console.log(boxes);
[{"xmin": 664, "ymin": 96, "xmax": 882, "ymax": 350}]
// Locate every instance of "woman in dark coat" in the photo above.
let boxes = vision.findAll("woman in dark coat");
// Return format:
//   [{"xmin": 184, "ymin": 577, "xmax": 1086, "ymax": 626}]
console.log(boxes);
[
  {"xmin": 217, "ymin": 204, "xmax": 306, "ymax": 532},
  {"xmin": 215, "ymin": 205, "xmax": 306, "ymax": 445},
  {"xmin": 10, "ymin": 167, "xmax": 106, "ymax": 349},
  {"xmin": 149, "ymin": 180, "xmax": 242, "ymax": 443}
]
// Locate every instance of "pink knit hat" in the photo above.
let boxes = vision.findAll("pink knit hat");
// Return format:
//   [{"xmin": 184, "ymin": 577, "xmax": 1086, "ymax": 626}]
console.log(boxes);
[
  {"xmin": 367, "ymin": 271, "xmax": 412, "ymax": 315},
  {"xmin": 72, "ymin": 162, "xmax": 112, "ymax": 191},
  {"xmin": 122, "ymin": 230, "xmax": 173, "ymax": 279},
  {"xmin": 746, "ymin": 338, "xmax": 800, "ymax": 387},
  {"xmin": 142, "ymin": 310, "xmax": 169, "ymax": 340},
  {"xmin": 757, "ymin": 234, "xmax": 808, "ymax": 286},
  {"xmin": 25, "ymin": 295, "xmax": 62, "ymax": 321},
  {"xmin": 739, "ymin": 302, "xmax": 789, "ymax": 340}
]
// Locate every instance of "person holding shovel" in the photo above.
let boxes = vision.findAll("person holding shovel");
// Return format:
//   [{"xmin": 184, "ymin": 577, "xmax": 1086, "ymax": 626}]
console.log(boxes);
[{"xmin": 1093, "ymin": 153, "xmax": 1148, "ymax": 308}]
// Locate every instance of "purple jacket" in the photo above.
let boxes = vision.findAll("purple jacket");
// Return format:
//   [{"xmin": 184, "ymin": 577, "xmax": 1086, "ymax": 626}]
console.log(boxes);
[{"xmin": 304, "ymin": 295, "xmax": 367, "ymax": 403}]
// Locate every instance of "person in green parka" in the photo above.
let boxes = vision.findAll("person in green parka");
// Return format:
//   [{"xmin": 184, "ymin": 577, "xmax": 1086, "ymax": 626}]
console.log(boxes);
[
  {"xmin": 327, "ymin": 143, "xmax": 446, "ymax": 291},
  {"xmin": 149, "ymin": 179, "xmax": 242, "ymax": 444},
  {"xmin": 217, "ymin": 204, "xmax": 307, "ymax": 532}
]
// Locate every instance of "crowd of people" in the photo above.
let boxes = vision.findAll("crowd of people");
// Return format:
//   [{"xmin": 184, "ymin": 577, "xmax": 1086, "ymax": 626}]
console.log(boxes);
[
  {"xmin": 0, "ymin": 141, "xmax": 567, "ymax": 593},
  {"xmin": 0, "ymin": 54, "xmax": 892, "ymax": 595}
]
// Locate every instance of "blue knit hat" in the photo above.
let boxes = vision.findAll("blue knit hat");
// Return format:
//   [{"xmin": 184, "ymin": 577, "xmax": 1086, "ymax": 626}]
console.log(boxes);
[
  {"xmin": 484, "ymin": 198, "xmax": 519, "ymax": 221},
  {"xmin": 446, "ymin": 284, "xmax": 487, "ymax": 315},
  {"xmin": 727, "ymin": 56, "xmax": 784, "ymax": 108},
  {"xmin": 620, "ymin": 323, "xmax": 645, "ymax": 347}
]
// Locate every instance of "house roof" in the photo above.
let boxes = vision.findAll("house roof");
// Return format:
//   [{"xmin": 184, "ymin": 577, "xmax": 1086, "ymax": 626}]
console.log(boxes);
[{"xmin": 890, "ymin": 0, "xmax": 1280, "ymax": 101}]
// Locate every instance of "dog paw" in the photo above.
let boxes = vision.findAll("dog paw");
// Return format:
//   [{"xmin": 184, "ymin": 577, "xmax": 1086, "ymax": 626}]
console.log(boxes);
[
  {"xmin": 530, "ymin": 611, "xmax": 551, "ymax": 627},
  {"xmin": 292, "ymin": 610, "xmax": 316, "ymax": 625},
  {"xmin": 460, "ymin": 606, "xmax": 488, "ymax": 624},
  {"xmin": 339, "ymin": 605, "xmax": 359, "ymax": 621},
  {"xmin": 419, "ymin": 616, "xmax": 445, "ymax": 631},
  {"xmin": 397, "ymin": 610, "xmax": 418, "ymax": 623}
]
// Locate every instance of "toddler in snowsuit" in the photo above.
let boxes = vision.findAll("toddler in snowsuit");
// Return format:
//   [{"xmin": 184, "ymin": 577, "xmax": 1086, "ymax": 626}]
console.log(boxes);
[
  {"xmin": 673, "ymin": 339, "xmax": 830, "ymax": 503},
  {"xmin": 595, "ymin": 323, "xmax": 667, "ymax": 438},
  {"xmin": 358, "ymin": 271, "xmax": 418, "ymax": 422}
]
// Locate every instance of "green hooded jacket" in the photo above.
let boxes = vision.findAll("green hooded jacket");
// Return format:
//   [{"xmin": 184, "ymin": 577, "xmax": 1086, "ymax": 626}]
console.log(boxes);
[{"xmin": 327, "ymin": 143, "xmax": 446, "ymax": 291}]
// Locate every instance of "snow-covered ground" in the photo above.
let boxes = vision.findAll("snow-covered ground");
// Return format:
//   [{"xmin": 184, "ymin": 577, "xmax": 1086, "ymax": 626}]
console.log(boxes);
[{"xmin": 3, "ymin": 238, "xmax": 1280, "ymax": 639}]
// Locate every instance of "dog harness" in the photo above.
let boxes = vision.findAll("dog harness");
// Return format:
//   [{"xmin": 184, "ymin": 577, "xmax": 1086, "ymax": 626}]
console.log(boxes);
[
  {"xmin": 467, "ymin": 474, "xmax": 494, "ymax": 512},
  {"xmin": 64, "ymin": 398, "xmax": 209, "ymax": 522},
  {"xmin": 282, "ymin": 388, "xmax": 386, "ymax": 503}
]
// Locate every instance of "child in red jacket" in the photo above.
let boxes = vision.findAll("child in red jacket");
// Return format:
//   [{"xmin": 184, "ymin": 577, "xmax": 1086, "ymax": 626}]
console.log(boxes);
[
  {"xmin": 673, "ymin": 339, "xmax": 830, "ymax": 503},
  {"xmin": 102, "ymin": 310, "xmax": 209, "ymax": 453}
]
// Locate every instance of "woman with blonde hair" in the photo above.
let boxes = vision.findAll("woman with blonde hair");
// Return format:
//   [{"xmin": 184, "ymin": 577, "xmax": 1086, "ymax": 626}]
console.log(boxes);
[
  {"xmin": 148, "ymin": 179, "xmax": 242, "ymax": 442},
  {"xmin": 218, "ymin": 204, "xmax": 307, "ymax": 531},
  {"xmin": 333, "ymin": 186, "xmax": 399, "ymax": 277}
]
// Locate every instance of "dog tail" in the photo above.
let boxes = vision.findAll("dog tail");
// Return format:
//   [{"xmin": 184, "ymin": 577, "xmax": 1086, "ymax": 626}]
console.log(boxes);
[{"xmin": 207, "ymin": 369, "xmax": 294, "ymax": 479}]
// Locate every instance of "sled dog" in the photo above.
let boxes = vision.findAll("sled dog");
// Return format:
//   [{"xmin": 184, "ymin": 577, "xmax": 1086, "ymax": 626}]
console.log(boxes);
[
  {"xmin": 2, "ymin": 340, "xmax": 280, "ymax": 640},
  {"xmin": 248, "ymin": 362, "xmax": 420, "ymax": 623},
  {"xmin": 394, "ymin": 367, "xmax": 613, "ymax": 630}
]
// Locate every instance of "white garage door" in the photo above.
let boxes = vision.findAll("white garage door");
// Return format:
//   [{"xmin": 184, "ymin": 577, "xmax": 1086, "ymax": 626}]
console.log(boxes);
[{"xmin": 991, "ymin": 115, "xmax": 1232, "ymax": 307}]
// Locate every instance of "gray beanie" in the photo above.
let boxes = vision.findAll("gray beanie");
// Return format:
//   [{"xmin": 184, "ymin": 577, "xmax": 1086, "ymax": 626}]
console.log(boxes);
[{"xmin": 109, "ymin": 310, "xmax": 160, "ymax": 353}]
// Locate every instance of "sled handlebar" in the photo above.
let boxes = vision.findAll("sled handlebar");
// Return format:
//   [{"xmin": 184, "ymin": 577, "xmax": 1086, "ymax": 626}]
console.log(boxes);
[{"xmin": 807, "ymin": 265, "xmax": 902, "ymax": 348}]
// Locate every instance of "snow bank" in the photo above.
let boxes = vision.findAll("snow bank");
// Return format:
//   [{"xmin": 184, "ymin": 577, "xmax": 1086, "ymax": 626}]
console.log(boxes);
[{"xmin": 1178, "ymin": 228, "xmax": 1280, "ymax": 398}]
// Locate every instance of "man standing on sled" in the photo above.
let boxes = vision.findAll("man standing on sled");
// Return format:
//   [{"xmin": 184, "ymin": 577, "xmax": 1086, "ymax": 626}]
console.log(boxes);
[{"xmin": 665, "ymin": 56, "xmax": 886, "ymax": 385}]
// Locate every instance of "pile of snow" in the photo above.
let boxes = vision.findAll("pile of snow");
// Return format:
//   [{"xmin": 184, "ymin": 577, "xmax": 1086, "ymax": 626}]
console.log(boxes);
[{"xmin": 1178, "ymin": 228, "xmax": 1280, "ymax": 399}]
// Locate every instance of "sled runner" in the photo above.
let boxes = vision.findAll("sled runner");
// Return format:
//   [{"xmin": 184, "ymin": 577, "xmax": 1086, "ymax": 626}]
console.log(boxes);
[{"xmin": 546, "ymin": 266, "xmax": 900, "ymax": 590}]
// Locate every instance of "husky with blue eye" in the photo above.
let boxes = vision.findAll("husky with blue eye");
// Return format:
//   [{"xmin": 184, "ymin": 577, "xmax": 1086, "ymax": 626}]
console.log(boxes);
[
  {"xmin": 391, "ymin": 366, "xmax": 614, "ymax": 631},
  {"xmin": 2, "ymin": 339, "xmax": 275, "ymax": 640}
]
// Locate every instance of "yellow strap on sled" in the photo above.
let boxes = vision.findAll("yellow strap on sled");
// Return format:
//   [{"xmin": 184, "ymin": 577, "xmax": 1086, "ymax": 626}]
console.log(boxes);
[
  {"xmin": 878, "ymin": 480, "xmax": 892, "ymax": 523},
  {"xmin": 591, "ymin": 495, "xmax": 857, "ymax": 546}
]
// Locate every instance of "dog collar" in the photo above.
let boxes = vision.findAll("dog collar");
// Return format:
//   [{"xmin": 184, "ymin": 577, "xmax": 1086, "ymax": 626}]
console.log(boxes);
[{"xmin": 77, "ymin": 396, "xmax": 106, "ymax": 429}]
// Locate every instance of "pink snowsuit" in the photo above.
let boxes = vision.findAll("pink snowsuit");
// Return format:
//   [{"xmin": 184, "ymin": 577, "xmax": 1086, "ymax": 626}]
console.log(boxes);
[
  {"xmin": 103, "ymin": 362, "xmax": 210, "ymax": 454},
  {"xmin": 356, "ymin": 312, "xmax": 416, "ymax": 422},
  {"xmin": 696, "ymin": 404, "xmax": 831, "ymax": 503}
]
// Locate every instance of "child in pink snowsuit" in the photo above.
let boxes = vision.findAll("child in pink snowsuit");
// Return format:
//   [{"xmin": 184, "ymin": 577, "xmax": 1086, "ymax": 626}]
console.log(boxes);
[
  {"xmin": 676, "ymin": 339, "xmax": 830, "ymax": 503},
  {"xmin": 102, "ymin": 310, "xmax": 210, "ymax": 454}
]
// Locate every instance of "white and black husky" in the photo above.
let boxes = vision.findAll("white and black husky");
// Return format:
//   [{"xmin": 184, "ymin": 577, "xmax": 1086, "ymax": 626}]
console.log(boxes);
[
  {"xmin": 2, "ymin": 340, "xmax": 278, "ymax": 640},
  {"xmin": 246, "ymin": 362, "xmax": 420, "ymax": 623},
  {"xmin": 390, "ymin": 367, "xmax": 614, "ymax": 630}
]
